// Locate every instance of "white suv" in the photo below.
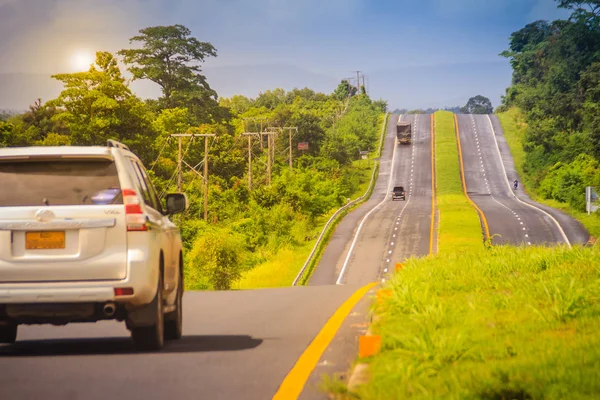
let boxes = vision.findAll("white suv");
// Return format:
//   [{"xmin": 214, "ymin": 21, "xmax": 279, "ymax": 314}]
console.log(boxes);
[{"xmin": 0, "ymin": 140, "xmax": 187, "ymax": 351}]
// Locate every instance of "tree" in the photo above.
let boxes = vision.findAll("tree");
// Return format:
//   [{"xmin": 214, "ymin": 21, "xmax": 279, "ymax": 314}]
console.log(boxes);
[
  {"xmin": 254, "ymin": 88, "xmax": 286, "ymax": 110},
  {"xmin": 49, "ymin": 51, "xmax": 155, "ymax": 162},
  {"xmin": 6, "ymin": 99, "xmax": 66, "ymax": 146},
  {"xmin": 558, "ymin": 0, "xmax": 600, "ymax": 24},
  {"xmin": 372, "ymin": 99, "xmax": 388, "ymax": 113},
  {"xmin": 333, "ymin": 80, "xmax": 357, "ymax": 101},
  {"xmin": 461, "ymin": 95, "xmax": 494, "ymax": 114},
  {"xmin": 0, "ymin": 121, "xmax": 13, "ymax": 147},
  {"xmin": 219, "ymin": 95, "xmax": 254, "ymax": 115},
  {"xmin": 118, "ymin": 25, "xmax": 221, "ymax": 122}
]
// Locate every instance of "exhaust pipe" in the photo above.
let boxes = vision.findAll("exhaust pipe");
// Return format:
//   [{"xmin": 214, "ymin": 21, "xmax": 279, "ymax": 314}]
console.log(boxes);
[{"xmin": 103, "ymin": 302, "xmax": 116, "ymax": 317}]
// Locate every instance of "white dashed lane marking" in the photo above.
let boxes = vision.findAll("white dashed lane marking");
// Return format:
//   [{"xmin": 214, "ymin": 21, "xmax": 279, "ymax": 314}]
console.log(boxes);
[
  {"xmin": 383, "ymin": 114, "xmax": 421, "ymax": 276},
  {"xmin": 468, "ymin": 115, "xmax": 531, "ymax": 245}
]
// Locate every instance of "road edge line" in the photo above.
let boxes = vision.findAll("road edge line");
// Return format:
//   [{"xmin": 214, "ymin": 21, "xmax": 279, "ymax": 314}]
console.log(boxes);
[
  {"xmin": 292, "ymin": 113, "xmax": 390, "ymax": 286},
  {"xmin": 454, "ymin": 114, "xmax": 491, "ymax": 241},
  {"xmin": 272, "ymin": 282, "xmax": 378, "ymax": 400},
  {"xmin": 336, "ymin": 115, "xmax": 400, "ymax": 285},
  {"xmin": 486, "ymin": 115, "xmax": 571, "ymax": 247}
]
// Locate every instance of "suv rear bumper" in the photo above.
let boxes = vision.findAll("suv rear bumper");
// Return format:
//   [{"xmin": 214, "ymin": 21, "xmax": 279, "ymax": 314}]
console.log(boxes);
[
  {"xmin": 0, "ymin": 286, "xmax": 115, "ymax": 303},
  {"xmin": 0, "ymin": 249, "xmax": 160, "ymax": 307}
]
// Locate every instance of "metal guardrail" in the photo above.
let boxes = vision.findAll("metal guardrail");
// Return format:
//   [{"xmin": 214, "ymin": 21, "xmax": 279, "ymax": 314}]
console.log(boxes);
[{"xmin": 292, "ymin": 113, "xmax": 390, "ymax": 286}]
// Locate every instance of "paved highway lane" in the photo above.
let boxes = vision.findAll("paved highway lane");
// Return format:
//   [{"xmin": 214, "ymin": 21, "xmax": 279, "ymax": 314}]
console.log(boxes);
[
  {"xmin": 300, "ymin": 114, "xmax": 436, "ymax": 398},
  {"xmin": 457, "ymin": 114, "xmax": 588, "ymax": 246},
  {"xmin": 0, "ymin": 286, "xmax": 361, "ymax": 400},
  {"xmin": 309, "ymin": 114, "xmax": 436, "ymax": 287},
  {"xmin": 388, "ymin": 113, "xmax": 436, "ymax": 262},
  {"xmin": 308, "ymin": 114, "xmax": 400, "ymax": 286},
  {"xmin": 488, "ymin": 115, "xmax": 589, "ymax": 245}
]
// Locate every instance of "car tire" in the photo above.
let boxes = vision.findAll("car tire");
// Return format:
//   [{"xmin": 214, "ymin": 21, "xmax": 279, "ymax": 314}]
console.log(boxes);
[
  {"xmin": 131, "ymin": 274, "xmax": 164, "ymax": 351},
  {"xmin": 164, "ymin": 266, "xmax": 183, "ymax": 341},
  {"xmin": 0, "ymin": 323, "xmax": 17, "ymax": 344}
]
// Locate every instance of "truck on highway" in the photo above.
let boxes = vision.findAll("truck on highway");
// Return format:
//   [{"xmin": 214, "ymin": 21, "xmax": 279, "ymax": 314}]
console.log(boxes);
[{"xmin": 396, "ymin": 121, "xmax": 411, "ymax": 144}]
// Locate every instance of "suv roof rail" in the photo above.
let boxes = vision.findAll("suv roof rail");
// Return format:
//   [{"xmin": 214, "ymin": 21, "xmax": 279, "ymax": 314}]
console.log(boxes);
[{"xmin": 107, "ymin": 139, "xmax": 130, "ymax": 151}]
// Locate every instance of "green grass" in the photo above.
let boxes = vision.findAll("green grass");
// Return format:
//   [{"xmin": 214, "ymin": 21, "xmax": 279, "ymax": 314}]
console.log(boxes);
[
  {"xmin": 435, "ymin": 111, "xmax": 484, "ymax": 253},
  {"xmin": 355, "ymin": 245, "xmax": 600, "ymax": 399},
  {"xmin": 497, "ymin": 108, "xmax": 600, "ymax": 239},
  {"xmin": 232, "ymin": 244, "xmax": 314, "ymax": 289}
]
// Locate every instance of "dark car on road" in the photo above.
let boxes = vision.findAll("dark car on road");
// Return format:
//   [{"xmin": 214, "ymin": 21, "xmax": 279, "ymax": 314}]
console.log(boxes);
[{"xmin": 392, "ymin": 186, "xmax": 406, "ymax": 201}]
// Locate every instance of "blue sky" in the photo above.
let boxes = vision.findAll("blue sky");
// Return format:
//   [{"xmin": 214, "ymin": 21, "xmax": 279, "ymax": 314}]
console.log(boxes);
[{"xmin": 0, "ymin": 0, "xmax": 571, "ymax": 110}]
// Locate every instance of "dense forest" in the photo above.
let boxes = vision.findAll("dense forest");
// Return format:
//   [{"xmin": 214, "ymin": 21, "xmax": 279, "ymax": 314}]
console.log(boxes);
[
  {"xmin": 0, "ymin": 25, "xmax": 385, "ymax": 289},
  {"xmin": 500, "ymin": 0, "xmax": 600, "ymax": 211}
]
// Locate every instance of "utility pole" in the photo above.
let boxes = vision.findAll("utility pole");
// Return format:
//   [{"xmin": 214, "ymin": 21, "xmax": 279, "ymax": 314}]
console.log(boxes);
[
  {"xmin": 262, "ymin": 128, "xmax": 279, "ymax": 185},
  {"xmin": 177, "ymin": 136, "xmax": 183, "ymax": 192},
  {"xmin": 242, "ymin": 132, "xmax": 259, "ymax": 191},
  {"xmin": 282, "ymin": 127, "xmax": 298, "ymax": 171},
  {"xmin": 352, "ymin": 70, "xmax": 361, "ymax": 97},
  {"xmin": 170, "ymin": 133, "xmax": 215, "ymax": 221},
  {"xmin": 243, "ymin": 117, "xmax": 268, "ymax": 151},
  {"xmin": 203, "ymin": 135, "xmax": 209, "ymax": 222}
]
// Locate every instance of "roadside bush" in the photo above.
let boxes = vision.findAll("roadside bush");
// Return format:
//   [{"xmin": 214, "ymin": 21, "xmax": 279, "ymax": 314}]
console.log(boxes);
[
  {"xmin": 186, "ymin": 226, "xmax": 247, "ymax": 290},
  {"xmin": 538, "ymin": 154, "xmax": 600, "ymax": 212}
]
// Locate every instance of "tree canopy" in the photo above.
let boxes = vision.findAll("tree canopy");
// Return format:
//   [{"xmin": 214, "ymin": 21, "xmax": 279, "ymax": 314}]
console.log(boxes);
[
  {"xmin": 461, "ymin": 95, "xmax": 493, "ymax": 114},
  {"xmin": 500, "ymin": 0, "xmax": 600, "ymax": 212},
  {"xmin": 118, "ymin": 25, "xmax": 221, "ymax": 123}
]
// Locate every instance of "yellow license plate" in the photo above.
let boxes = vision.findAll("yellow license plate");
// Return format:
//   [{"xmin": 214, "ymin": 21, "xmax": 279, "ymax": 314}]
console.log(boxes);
[{"xmin": 26, "ymin": 231, "xmax": 66, "ymax": 250}]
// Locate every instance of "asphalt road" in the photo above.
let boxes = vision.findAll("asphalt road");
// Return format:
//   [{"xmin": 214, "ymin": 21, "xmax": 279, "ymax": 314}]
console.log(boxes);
[
  {"xmin": 457, "ymin": 114, "xmax": 588, "ymax": 246},
  {"xmin": 0, "ymin": 286, "xmax": 361, "ymax": 400},
  {"xmin": 309, "ymin": 113, "xmax": 436, "ymax": 287}
]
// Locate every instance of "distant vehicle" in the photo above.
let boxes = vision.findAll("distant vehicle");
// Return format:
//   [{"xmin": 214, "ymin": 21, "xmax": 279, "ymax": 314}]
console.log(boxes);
[
  {"xmin": 396, "ymin": 121, "xmax": 411, "ymax": 145},
  {"xmin": 392, "ymin": 186, "xmax": 406, "ymax": 201},
  {"xmin": 0, "ymin": 140, "xmax": 188, "ymax": 351}
]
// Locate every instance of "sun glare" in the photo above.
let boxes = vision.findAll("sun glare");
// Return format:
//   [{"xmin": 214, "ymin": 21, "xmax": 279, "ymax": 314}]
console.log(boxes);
[{"xmin": 69, "ymin": 50, "xmax": 95, "ymax": 72}]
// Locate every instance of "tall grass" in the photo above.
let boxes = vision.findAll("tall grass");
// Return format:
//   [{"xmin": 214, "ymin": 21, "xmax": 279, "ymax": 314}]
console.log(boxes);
[
  {"xmin": 356, "ymin": 245, "xmax": 600, "ymax": 399},
  {"xmin": 435, "ymin": 111, "xmax": 483, "ymax": 253}
]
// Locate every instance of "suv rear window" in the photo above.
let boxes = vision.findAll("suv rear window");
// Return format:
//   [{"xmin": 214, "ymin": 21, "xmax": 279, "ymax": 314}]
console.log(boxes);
[
  {"xmin": 393, "ymin": 186, "xmax": 404, "ymax": 192},
  {"xmin": 0, "ymin": 160, "xmax": 122, "ymax": 207}
]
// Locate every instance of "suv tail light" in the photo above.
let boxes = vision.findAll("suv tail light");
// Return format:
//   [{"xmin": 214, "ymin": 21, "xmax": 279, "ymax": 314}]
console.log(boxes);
[{"xmin": 122, "ymin": 189, "xmax": 147, "ymax": 231}]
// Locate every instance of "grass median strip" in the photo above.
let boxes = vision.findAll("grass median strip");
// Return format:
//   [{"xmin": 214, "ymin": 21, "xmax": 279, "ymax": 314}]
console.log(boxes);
[{"xmin": 434, "ymin": 110, "xmax": 483, "ymax": 253}]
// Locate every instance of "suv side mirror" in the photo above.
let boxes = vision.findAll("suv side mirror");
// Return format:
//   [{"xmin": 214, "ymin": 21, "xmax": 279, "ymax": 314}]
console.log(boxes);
[{"xmin": 165, "ymin": 193, "xmax": 188, "ymax": 215}]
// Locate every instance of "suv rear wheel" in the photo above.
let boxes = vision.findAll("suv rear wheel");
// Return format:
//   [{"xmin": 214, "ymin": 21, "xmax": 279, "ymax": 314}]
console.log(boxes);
[
  {"xmin": 164, "ymin": 264, "xmax": 183, "ymax": 340},
  {"xmin": 131, "ymin": 274, "xmax": 164, "ymax": 351},
  {"xmin": 0, "ymin": 323, "xmax": 17, "ymax": 344}
]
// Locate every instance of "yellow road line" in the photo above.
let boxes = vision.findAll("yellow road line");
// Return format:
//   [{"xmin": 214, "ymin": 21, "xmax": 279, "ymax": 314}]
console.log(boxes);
[
  {"xmin": 430, "ymin": 114, "xmax": 436, "ymax": 255},
  {"xmin": 454, "ymin": 114, "xmax": 491, "ymax": 241},
  {"xmin": 272, "ymin": 282, "xmax": 378, "ymax": 400}
]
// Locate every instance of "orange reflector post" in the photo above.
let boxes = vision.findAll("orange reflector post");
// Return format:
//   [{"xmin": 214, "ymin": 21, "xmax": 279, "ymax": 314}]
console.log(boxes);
[
  {"xmin": 376, "ymin": 289, "xmax": 392, "ymax": 304},
  {"xmin": 114, "ymin": 287, "xmax": 134, "ymax": 296},
  {"xmin": 358, "ymin": 335, "xmax": 382, "ymax": 358},
  {"xmin": 395, "ymin": 263, "xmax": 404, "ymax": 272}
]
